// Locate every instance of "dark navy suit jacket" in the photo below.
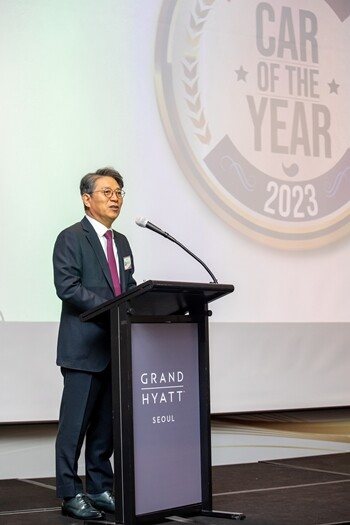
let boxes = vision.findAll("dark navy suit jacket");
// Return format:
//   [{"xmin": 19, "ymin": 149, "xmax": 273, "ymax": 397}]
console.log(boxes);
[{"xmin": 53, "ymin": 216, "xmax": 136, "ymax": 372}]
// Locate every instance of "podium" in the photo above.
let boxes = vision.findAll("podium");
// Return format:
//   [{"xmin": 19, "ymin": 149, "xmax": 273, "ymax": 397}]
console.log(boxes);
[{"xmin": 81, "ymin": 280, "xmax": 245, "ymax": 524}]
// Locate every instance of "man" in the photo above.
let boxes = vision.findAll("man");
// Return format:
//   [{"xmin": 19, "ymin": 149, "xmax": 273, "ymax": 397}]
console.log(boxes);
[{"xmin": 53, "ymin": 167, "xmax": 136, "ymax": 520}]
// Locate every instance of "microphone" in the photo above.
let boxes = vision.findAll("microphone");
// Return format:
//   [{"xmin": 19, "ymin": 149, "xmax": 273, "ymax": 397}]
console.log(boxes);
[
  {"xmin": 135, "ymin": 217, "xmax": 173, "ymax": 240},
  {"xmin": 135, "ymin": 217, "xmax": 218, "ymax": 283}
]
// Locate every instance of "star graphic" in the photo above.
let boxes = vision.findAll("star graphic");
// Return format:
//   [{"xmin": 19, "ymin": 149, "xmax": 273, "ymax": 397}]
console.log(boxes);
[
  {"xmin": 328, "ymin": 79, "xmax": 340, "ymax": 94},
  {"xmin": 235, "ymin": 65, "xmax": 248, "ymax": 82}
]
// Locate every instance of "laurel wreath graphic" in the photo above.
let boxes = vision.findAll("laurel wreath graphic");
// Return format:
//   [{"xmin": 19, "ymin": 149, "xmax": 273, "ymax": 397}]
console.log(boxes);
[{"xmin": 183, "ymin": 0, "xmax": 215, "ymax": 145}]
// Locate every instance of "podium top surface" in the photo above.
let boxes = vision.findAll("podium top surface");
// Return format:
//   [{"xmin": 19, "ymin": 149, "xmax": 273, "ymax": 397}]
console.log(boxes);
[{"xmin": 81, "ymin": 280, "xmax": 234, "ymax": 321}]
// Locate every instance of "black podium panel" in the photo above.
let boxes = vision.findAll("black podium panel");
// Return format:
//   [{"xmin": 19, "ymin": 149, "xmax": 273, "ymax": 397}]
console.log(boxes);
[{"xmin": 81, "ymin": 280, "xmax": 244, "ymax": 524}]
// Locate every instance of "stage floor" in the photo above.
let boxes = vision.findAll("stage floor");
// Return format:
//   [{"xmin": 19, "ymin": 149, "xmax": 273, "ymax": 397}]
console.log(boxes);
[{"xmin": 1, "ymin": 452, "xmax": 350, "ymax": 525}]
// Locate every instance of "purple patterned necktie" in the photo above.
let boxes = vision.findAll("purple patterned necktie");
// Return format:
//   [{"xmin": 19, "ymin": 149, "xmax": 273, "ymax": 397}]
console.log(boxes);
[{"xmin": 104, "ymin": 230, "xmax": 121, "ymax": 296}]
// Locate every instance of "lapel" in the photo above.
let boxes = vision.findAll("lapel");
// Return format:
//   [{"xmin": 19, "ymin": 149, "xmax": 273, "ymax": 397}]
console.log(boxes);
[{"xmin": 81, "ymin": 217, "xmax": 115, "ymax": 293}]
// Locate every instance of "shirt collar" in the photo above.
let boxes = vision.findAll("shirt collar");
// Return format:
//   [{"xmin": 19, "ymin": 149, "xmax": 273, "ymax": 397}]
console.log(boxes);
[{"xmin": 85, "ymin": 214, "xmax": 111, "ymax": 238}]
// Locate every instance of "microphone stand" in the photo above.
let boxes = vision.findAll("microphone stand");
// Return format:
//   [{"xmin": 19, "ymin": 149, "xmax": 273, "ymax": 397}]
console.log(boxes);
[
  {"xmin": 136, "ymin": 218, "xmax": 218, "ymax": 284},
  {"xmin": 165, "ymin": 233, "xmax": 218, "ymax": 284}
]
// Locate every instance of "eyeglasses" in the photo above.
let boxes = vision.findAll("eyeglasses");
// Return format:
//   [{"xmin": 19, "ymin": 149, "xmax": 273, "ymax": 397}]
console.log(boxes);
[{"xmin": 90, "ymin": 189, "xmax": 125, "ymax": 199}]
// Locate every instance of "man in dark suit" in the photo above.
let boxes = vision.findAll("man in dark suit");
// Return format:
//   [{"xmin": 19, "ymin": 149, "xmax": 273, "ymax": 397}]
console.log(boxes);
[{"xmin": 53, "ymin": 167, "xmax": 136, "ymax": 520}]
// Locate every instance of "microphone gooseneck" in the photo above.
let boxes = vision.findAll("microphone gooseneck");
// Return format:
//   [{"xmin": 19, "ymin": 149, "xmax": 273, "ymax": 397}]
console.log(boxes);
[{"xmin": 135, "ymin": 217, "xmax": 218, "ymax": 283}]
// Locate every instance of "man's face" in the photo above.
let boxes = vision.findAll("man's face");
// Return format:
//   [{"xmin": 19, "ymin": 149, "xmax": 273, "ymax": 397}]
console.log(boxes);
[{"xmin": 82, "ymin": 176, "xmax": 123, "ymax": 228}]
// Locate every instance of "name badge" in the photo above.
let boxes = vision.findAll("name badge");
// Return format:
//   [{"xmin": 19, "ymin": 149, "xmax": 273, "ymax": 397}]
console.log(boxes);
[{"xmin": 124, "ymin": 256, "xmax": 132, "ymax": 270}]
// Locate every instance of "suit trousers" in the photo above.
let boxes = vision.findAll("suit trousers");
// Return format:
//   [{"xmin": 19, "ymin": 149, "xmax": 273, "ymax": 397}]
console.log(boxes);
[{"xmin": 55, "ymin": 366, "xmax": 114, "ymax": 498}]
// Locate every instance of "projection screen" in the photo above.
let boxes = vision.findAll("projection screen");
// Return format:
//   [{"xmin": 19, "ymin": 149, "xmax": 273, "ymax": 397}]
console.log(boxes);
[{"xmin": 0, "ymin": 0, "xmax": 349, "ymax": 422}]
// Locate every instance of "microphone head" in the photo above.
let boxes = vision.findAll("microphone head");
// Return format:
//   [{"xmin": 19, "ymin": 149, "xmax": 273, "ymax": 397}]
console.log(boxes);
[{"xmin": 135, "ymin": 216, "xmax": 148, "ymax": 228}]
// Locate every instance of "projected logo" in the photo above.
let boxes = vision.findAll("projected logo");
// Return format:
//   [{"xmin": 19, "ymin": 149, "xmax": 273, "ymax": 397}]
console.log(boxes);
[{"xmin": 155, "ymin": 0, "xmax": 350, "ymax": 249}]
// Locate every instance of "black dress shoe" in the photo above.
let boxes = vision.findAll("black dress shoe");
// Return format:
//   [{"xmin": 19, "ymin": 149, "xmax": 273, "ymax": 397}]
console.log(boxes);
[
  {"xmin": 61, "ymin": 493, "xmax": 105, "ymax": 520},
  {"xmin": 87, "ymin": 490, "xmax": 115, "ymax": 513}
]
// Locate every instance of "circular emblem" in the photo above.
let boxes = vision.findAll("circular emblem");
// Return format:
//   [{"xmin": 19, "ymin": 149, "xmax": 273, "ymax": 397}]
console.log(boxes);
[{"xmin": 155, "ymin": 0, "xmax": 350, "ymax": 249}]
